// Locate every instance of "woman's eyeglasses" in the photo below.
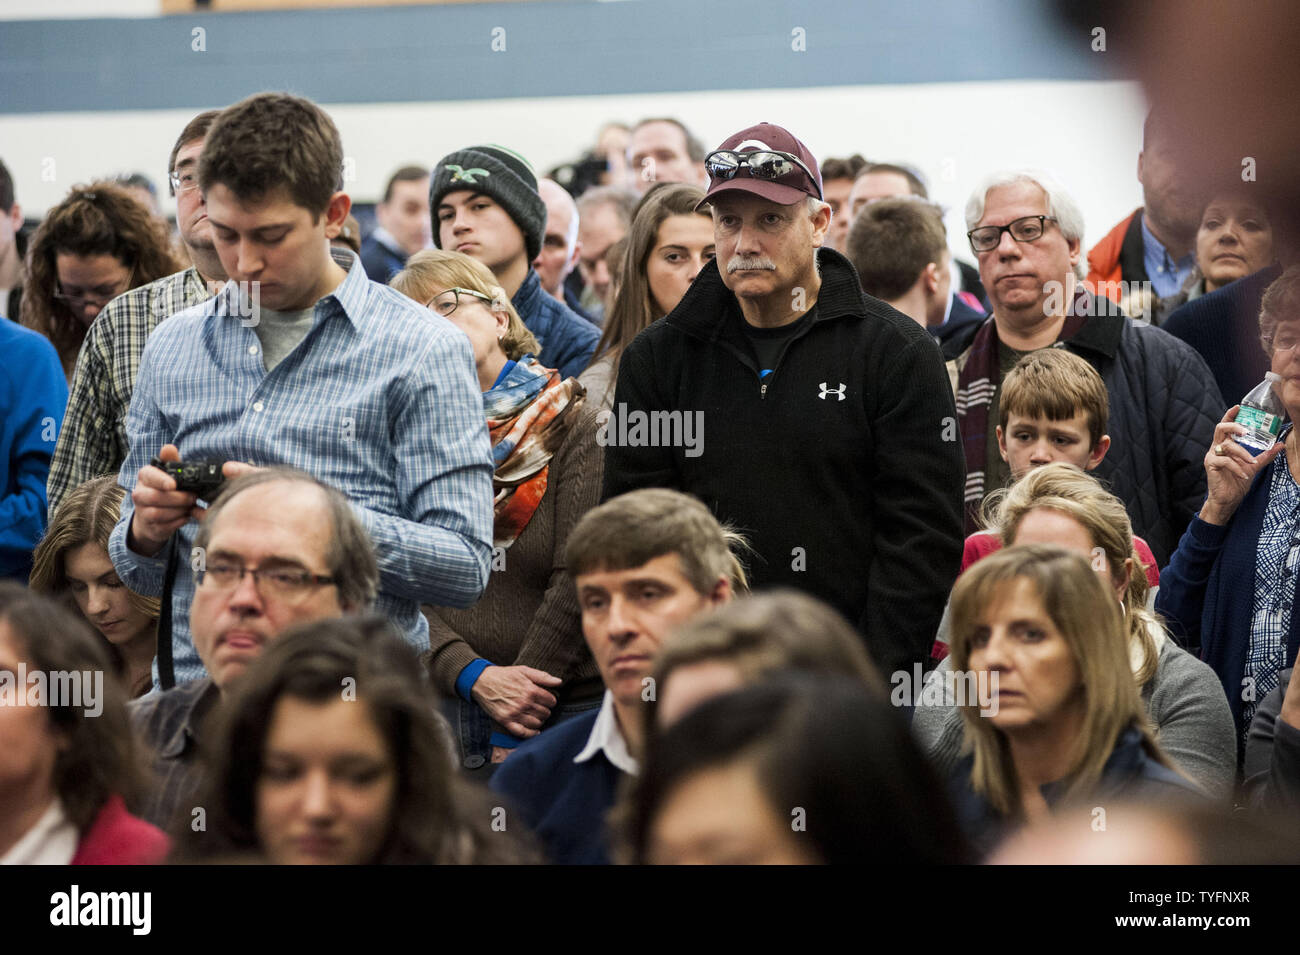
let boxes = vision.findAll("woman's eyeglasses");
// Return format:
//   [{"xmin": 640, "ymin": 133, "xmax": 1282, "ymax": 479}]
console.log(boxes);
[
  {"xmin": 53, "ymin": 266, "xmax": 136, "ymax": 312},
  {"xmin": 426, "ymin": 287, "xmax": 495, "ymax": 317}
]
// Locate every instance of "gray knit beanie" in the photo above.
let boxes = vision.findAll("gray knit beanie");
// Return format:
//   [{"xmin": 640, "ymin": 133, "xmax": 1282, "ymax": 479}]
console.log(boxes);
[{"xmin": 429, "ymin": 144, "xmax": 546, "ymax": 262}]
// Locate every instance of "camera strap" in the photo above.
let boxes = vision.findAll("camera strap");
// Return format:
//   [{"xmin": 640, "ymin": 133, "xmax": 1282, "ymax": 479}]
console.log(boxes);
[{"xmin": 156, "ymin": 533, "xmax": 178, "ymax": 690}]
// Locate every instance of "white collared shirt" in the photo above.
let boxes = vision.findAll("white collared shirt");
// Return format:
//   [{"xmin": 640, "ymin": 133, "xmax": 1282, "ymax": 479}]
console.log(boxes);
[
  {"xmin": 1, "ymin": 799, "xmax": 78, "ymax": 865},
  {"xmin": 573, "ymin": 690, "xmax": 639, "ymax": 776}
]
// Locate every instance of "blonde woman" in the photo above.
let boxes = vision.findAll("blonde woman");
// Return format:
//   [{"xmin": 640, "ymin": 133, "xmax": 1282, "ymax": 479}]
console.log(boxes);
[
  {"xmin": 30, "ymin": 475, "xmax": 159, "ymax": 697},
  {"xmin": 947, "ymin": 544, "xmax": 1205, "ymax": 854},
  {"xmin": 392, "ymin": 250, "xmax": 605, "ymax": 773},
  {"xmin": 915, "ymin": 463, "xmax": 1236, "ymax": 798}
]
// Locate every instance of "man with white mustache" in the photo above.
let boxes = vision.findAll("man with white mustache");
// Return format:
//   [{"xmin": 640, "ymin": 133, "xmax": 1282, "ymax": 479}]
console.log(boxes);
[{"xmin": 602, "ymin": 122, "xmax": 965, "ymax": 680}]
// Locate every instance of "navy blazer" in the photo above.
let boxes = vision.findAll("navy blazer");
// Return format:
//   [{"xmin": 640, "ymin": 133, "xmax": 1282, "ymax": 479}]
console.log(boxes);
[{"xmin": 489, "ymin": 710, "xmax": 624, "ymax": 865}]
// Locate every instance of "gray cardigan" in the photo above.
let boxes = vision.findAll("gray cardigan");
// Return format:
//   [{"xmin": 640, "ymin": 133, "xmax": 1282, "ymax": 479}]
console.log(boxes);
[{"xmin": 912, "ymin": 632, "xmax": 1238, "ymax": 800}]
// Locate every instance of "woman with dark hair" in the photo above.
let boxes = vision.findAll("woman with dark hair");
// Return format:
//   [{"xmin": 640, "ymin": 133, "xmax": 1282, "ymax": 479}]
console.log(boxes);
[
  {"xmin": 949, "ymin": 545, "xmax": 1205, "ymax": 856},
  {"xmin": 179, "ymin": 615, "xmax": 533, "ymax": 864},
  {"xmin": 392, "ymin": 250, "xmax": 604, "ymax": 773},
  {"xmin": 30, "ymin": 476, "xmax": 159, "ymax": 697},
  {"xmin": 620, "ymin": 674, "xmax": 970, "ymax": 864},
  {"xmin": 0, "ymin": 583, "xmax": 167, "ymax": 864},
  {"xmin": 580, "ymin": 183, "xmax": 714, "ymax": 410},
  {"xmin": 21, "ymin": 181, "xmax": 180, "ymax": 378}
]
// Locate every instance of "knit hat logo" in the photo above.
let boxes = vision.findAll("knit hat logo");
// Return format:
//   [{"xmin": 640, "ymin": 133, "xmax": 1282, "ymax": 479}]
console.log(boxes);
[{"xmin": 447, "ymin": 164, "xmax": 491, "ymax": 184}]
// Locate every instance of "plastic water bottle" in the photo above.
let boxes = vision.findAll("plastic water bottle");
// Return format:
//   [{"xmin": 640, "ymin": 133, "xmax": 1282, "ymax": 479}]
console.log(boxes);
[{"xmin": 1235, "ymin": 372, "xmax": 1289, "ymax": 453}]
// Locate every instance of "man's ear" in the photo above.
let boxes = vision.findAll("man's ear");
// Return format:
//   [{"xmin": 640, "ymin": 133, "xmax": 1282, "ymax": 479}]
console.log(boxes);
[
  {"xmin": 923, "ymin": 261, "xmax": 942, "ymax": 295},
  {"xmin": 996, "ymin": 424, "xmax": 1010, "ymax": 463},
  {"xmin": 809, "ymin": 202, "xmax": 832, "ymax": 248},
  {"xmin": 322, "ymin": 191, "xmax": 352, "ymax": 240}
]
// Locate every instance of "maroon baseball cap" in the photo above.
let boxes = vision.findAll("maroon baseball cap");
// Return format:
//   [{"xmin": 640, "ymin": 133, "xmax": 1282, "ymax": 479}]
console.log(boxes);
[{"xmin": 697, "ymin": 122, "xmax": 823, "ymax": 210}]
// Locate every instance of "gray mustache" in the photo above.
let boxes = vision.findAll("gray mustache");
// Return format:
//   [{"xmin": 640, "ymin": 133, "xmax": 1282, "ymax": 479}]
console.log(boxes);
[{"xmin": 727, "ymin": 256, "xmax": 777, "ymax": 273}]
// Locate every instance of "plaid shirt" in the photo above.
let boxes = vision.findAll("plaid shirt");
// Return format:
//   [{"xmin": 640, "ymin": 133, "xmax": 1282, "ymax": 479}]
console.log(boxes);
[
  {"xmin": 126, "ymin": 678, "xmax": 218, "ymax": 830},
  {"xmin": 47, "ymin": 267, "xmax": 212, "ymax": 518},
  {"xmin": 1245, "ymin": 448, "xmax": 1300, "ymax": 740},
  {"xmin": 108, "ymin": 249, "xmax": 495, "ymax": 683}
]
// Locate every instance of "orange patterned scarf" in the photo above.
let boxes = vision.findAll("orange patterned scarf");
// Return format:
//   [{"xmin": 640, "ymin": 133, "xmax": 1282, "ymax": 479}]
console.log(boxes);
[{"xmin": 486, "ymin": 355, "xmax": 585, "ymax": 548}]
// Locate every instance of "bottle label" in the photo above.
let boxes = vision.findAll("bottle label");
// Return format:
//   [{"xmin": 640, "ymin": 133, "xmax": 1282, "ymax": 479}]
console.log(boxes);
[{"xmin": 1237, "ymin": 405, "xmax": 1282, "ymax": 437}]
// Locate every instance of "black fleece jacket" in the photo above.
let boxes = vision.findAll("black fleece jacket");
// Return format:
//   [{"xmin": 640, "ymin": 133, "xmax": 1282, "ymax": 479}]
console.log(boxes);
[{"xmin": 601, "ymin": 248, "xmax": 964, "ymax": 678}]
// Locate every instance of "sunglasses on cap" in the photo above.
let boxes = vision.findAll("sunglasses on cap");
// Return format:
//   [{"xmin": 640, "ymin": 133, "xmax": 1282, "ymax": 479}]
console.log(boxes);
[{"xmin": 704, "ymin": 149, "xmax": 823, "ymax": 199}]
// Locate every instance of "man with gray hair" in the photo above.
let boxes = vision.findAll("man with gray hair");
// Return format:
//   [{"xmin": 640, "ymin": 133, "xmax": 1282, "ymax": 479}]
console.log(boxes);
[
  {"xmin": 603, "ymin": 122, "xmax": 964, "ymax": 681},
  {"xmin": 127, "ymin": 467, "xmax": 379, "ymax": 830},
  {"xmin": 943, "ymin": 168, "xmax": 1222, "ymax": 562}
]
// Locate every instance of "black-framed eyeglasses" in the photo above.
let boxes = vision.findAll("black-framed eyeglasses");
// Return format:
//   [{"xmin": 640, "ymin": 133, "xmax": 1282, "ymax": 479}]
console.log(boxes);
[
  {"xmin": 704, "ymin": 149, "xmax": 823, "ymax": 200},
  {"xmin": 53, "ymin": 265, "xmax": 136, "ymax": 312},
  {"xmin": 169, "ymin": 170, "xmax": 200, "ymax": 196},
  {"xmin": 426, "ymin": 287, "xmax": 494, "ymax": 317},
  {"xmin": 196, "ymin": 560, "xmax": 336, "ymax": 599},
  {"xmin": 967, "ymin": 215, "xmax": 1058, "ymax": 253}
]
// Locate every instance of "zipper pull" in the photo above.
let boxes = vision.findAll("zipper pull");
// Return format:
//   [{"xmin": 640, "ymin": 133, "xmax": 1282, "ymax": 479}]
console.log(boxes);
[{"xmin": 760, "ymin": 382, "xmax": 768, "ymax": 399}]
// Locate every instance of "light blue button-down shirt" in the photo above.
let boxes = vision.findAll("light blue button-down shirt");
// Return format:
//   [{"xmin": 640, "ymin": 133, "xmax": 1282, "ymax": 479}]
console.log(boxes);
[
  {"xmin": 109, "ymin": 249, "xmax": 494, "ymax": 684},
  {"xmin": 1141, "ymin": 214, "xmax": 1197, "ymax": 299}
]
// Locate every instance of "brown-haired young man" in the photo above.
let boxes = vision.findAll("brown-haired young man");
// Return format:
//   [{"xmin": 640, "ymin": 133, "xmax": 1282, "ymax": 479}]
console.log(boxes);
[
  {"xmin": 848, "ymin": 197, "xmax": 954, "ymax": 332},
  {"xmin": 47, "ymin": 110, "xmax": 228, "ymax": 517},
  {"xmin": 491, "ymin": 488, "xmax": 740, "ymax": 864},
  {"xmin": 820, "ymin": 153, "xmax": 867, "ymax": 252},
  {"xmin": 109, "ymin": 92, "xmax": 494, "ymax": 688},
  {"xmin": 360, "ymin": 164, "xmax": 430, "ymax": 283}
]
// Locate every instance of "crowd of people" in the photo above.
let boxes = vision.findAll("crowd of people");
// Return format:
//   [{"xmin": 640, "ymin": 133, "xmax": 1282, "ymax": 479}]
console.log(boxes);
[{"xmin": 3, "ymin": 85, "xmax": 1300, "ymax": 867}]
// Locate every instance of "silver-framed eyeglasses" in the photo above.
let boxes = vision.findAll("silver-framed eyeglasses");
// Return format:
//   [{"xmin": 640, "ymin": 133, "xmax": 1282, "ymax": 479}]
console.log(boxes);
[
  {"xmin": 967, "ymin": 215, "xmax": 1058, "ymax": 253},
  {"xmin": 427, "ymin": 287, "xmax": 494, "ymax": 317},
  {"xmin": 169, "ymin": 170, "xmax": 200, "ymax": 195},
  {"xmin": 1264, "ymin": 331, "xmax": 1300, "ymax": 355}
]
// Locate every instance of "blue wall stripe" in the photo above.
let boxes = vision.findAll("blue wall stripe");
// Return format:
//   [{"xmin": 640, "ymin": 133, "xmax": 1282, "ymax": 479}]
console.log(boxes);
[{"xmin": 1, "ymin": 0, "xmax": 1122, "ymax": 115}]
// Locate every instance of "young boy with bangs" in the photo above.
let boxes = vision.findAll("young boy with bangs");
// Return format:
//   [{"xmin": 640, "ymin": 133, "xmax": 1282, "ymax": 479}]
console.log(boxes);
[{"xmin": 962, "ymin": 348, "xmax": 1160, "ymax": 585}]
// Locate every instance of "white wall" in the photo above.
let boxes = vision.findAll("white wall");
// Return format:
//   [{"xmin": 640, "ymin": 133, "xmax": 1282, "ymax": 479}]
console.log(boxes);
[
  {"xmin": 0, "ymin": 77, "xmax": 1148, "ymax": 256},
  {"xmin": 0, "ymin": 0, "xmax": 160, "ymax": 18}
]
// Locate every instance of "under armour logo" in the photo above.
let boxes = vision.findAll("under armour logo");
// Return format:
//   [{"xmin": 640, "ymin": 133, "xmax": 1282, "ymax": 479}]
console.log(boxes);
[
  {"xmin": 447, "ymin": 165, "xmax": 491, "ymax": 184},
  {"xmin": 819, "ymin": 382, "xmax": 846, "ymax": 401}
]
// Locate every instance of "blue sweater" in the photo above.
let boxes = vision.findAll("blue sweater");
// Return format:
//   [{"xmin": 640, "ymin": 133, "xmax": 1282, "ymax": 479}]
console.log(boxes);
[
  {"xmin": 0, "ymin": 321, "xmax": 67, "ymax": 580},
  {"xmin": 511, "ymin": 269, "xmax": 600, "ymax": 380},
  {"xmin": 489, "ymin": 710, "xmax": 624, "ymax": 865},
  {"xmin": 1155, "ymin": 455, "xmax": 1300, "ymax": 738}
]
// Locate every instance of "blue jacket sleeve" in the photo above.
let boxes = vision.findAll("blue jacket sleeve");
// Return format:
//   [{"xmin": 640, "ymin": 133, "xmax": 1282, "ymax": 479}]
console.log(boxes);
[
  {"xmin": 1154, "ymin": 515, "xmax": 1228, "ymax": 654},
  {"xmin": 0, "ymin": 330, "xmax": 68, "ymax": 579}
]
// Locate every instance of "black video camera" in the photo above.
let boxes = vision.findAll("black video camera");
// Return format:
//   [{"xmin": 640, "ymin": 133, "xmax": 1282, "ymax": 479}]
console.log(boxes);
[{"xmin": 150, "ymin": 458, "xmax": 227, "ymax": 501}]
